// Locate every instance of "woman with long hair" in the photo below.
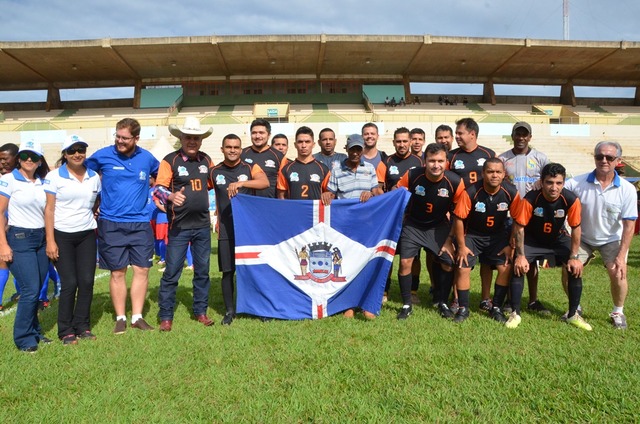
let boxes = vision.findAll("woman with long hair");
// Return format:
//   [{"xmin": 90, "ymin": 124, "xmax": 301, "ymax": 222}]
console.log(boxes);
[{"xmin": 0, "ymin": 140, "xmax": 51, "ymax": 352}]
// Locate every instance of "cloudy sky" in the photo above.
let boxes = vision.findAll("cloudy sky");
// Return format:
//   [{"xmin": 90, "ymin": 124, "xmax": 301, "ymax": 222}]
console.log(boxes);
[{"xmin": 2, "ymin": 0, "xmax": 639, "ymax": 100}]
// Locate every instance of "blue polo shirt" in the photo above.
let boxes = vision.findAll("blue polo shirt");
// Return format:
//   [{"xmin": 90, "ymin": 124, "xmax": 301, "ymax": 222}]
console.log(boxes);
[{"xmin": 86, "ymin": 145, "xmax": 159, "ymax": 223}]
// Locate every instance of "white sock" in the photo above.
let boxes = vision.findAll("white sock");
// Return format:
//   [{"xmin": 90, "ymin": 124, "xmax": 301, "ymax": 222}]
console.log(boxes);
[
  {"xmin": 116, "ymin": 315, "xmax": 127, "ymax": 322},
  {"xmin": 131, "ymin": 314, "xmax": 142, "ymax": 324},
  {"xmin": 612, "ymin": 306, "xmax": 624, "ymax": 315}
]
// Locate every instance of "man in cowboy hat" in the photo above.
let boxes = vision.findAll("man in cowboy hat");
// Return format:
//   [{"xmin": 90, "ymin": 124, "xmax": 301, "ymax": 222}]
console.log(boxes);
[{"xmin": 153, "ymin": 116, "xmax": 216, "ymax": 331}]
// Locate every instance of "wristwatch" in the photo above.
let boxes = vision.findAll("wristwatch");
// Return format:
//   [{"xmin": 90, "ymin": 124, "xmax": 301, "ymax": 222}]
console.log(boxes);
[{"xmin": 570, "ymin": 254, "xmax": 580, "ymax": 259}]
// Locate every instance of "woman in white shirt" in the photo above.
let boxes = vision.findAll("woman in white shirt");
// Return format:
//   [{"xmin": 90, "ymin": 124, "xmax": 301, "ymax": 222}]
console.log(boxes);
[
  {"xmin": 45, "ymin": 135, "xmax": 101, "ymax": 345},
  {"xmin": 0, "ymin": 140, "xmax": 51, "ymax": 352}
]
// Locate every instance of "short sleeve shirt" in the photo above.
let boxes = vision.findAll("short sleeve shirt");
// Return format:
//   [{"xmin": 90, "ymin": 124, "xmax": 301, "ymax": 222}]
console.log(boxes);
[
  {"xmin": 241, "ymin": 146, "xmax": 284, "ymax": 198},
  {"xmin": 277, "ymin": 159, "xmax": 330, "ymax": 200},
  {"xmin": 327, "ymin": 160, "xmax": 379, "ymax": 199},
  {"xmin": 448, "ymin": 145, "xmax": 496, "ymax": 186},
  {"xmin": 0, "ymin": 169, "xmax": 47, "ymax": 228},
  {"xmin": 499, "ymin": 148, "xmax": 549, "ymax": 197},
  {"xmin": 379, "ymin": 153, "xmax": 423, "ymax": 192},
  {"xmin": 453, "ymin": 180, "xmax": 519, "ymax": 236}
]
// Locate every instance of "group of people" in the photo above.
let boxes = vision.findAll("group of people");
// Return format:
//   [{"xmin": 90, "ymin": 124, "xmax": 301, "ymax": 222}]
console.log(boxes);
[{"xmin": 1, "ymin": 114, "xmax": 634, "ymax": 351}]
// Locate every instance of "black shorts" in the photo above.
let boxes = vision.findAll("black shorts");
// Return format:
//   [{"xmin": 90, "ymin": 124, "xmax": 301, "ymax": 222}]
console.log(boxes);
[
  {"xmin": 97, "ymin": 220, "xmax": 154, "ymax": 270},
  {"xmin": 399, "ymin": 223, "xmax": 453, "ymax": 266},
  {"xmin": 217, "ymin": 238, "xmax": 236, "ymax": 273},
  {"xmin": 460, "ymin": 233, "xmax": 510, "ymax": 268},
  {"xmin": 521, "ymin": 235, "xmax": 571, "ymax": 268}
]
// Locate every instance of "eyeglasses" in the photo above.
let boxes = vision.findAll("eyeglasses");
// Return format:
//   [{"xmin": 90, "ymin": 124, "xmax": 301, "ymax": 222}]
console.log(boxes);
[
  {"xmin": 18, "ymin": 152, "xmax": 41, "ymax": 162},
  {"xmin": 114, "ymin": 134, "xmax": 135, "ymax": 142},
  {"xmin": 594, "ymin": 154, "xmax": 617, "ymax": 162},
  {"xmin": 66, "ymin": 146, "xmax": 87, "ymax": 155}
]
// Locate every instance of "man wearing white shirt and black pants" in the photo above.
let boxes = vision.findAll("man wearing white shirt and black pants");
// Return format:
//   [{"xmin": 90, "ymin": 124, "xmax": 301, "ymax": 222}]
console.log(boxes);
[{"xmin": 564, "ymin": 141, "xmax": 637, "ymax": 329}]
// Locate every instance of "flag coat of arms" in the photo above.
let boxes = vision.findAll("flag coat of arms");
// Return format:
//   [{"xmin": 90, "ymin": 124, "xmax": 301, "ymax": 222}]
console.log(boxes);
[{"xmin": 232, "ymin": 189, "xmax": 411, "ymax": 319}]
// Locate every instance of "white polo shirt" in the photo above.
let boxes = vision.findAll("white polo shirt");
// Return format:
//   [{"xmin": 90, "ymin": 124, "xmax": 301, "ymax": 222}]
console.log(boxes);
[
  {"xmin": 0, "ymin": 169, "xmax": 47, "ymax": 228},
  {"xmin": 565, "ymin": 170, "xmax": 638, "ymax": 246},
  {"xmin": 44, "ymin": 164, "xmax": 101, "ymax": 232}
]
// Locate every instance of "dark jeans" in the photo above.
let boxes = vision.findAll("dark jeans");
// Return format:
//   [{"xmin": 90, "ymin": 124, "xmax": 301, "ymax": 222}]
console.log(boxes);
[
  {"xmin": 8, "ymin": 227, "xmax": 48, "ymax": 350},
  {"xmin": 54, "ymin": 229, "xmax": 97, "ymax": 338},
  {"xmin": 158, "ymin": 226, "xmax": 211, "ymax": 320}
]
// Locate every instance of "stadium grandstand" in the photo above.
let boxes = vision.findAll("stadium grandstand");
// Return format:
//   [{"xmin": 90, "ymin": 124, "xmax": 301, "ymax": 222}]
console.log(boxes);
[{"xmin": 2, "ymin": 34, "xmax": 640, "ymax": 176}]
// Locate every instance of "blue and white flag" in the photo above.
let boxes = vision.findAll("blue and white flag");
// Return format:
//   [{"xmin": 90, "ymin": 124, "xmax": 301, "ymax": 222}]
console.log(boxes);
[{"xmin": 232, "ymin": 189, "xmax": 411, "ymax": 319}]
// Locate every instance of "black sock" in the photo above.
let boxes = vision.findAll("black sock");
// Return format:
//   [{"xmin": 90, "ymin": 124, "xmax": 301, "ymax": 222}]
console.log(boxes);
[
  {"xmin": 568, "ymin": 275, "xmax": 583, "ymax": 317},
  {"xmin": 492, "ymin": 284, "xmax": 509, "ymax": 310},
  {"xmin": 458, "ymin": 289, "xmax": 470, "ymax": 309},
  {"xmin": 510, "ymin": 274, "xmax": 525, "ymax": 314},
  {"xmin": 433, "ymin": 263, "xmax": 453, "ymax": 304},
  {"xmin": 398, "ymin": 273, "xmax": 413, "ymax": 306},
  {"xmin": 411, "ymin": 274, "xmax": 420, "ymax": 291},
  {"xmin": 221, "ymin": 271, "xmax": 235, "ymax": 313}
]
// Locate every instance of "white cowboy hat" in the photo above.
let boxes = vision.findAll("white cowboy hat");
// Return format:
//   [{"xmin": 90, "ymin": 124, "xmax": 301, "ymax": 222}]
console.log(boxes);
[{"xmin": 168, "ymin": 116, "xmax": 213, "ymax": 139}]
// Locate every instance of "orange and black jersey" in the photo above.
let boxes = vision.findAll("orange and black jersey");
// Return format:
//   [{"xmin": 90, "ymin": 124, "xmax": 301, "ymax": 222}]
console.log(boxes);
[
  {"xmin": 447, "ymin": 145, "xmax": 496, "ymax": 186},
  {"xmin": 155, "ymin": 150, "xmax": 214, "ymax": 230},
  {"xmin": 397, "ymin": 168, "xmax": 465, "ymax": 229},
  {"xmin": 453, "ymin": 180, "xmax": 520, "ymax": 236},
  {"xmin": 378, "ymin": 153, "xmax": 424, "ymax": 192},
  {"xmin": 513, "ymin": 188, "xmax": 581, "ymax": 245},
  {"xmin": 240, "ymin": 146, "xmax": 285, "ymax": 198},
  {"xmin": 210, "ymin": 161, "xmax": 263, "ymax": 240},
  {"xmin": 277, "ymin": 159, "xmax": 330, "ymax": 200}
]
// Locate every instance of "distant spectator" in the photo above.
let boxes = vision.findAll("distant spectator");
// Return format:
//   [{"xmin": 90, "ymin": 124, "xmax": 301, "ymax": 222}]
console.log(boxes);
[
  {"xmin": 414, "ymin": 96, "xmax": 420, "ymax": 105},
  {"xmin": 384, "ymin": 97, "xmax": 390, "ymax": 106},
  {"xmin": 390, "ymin": 97, "xmax": 397, "ymax": 107},
  {"xmin": 438, "ymin": 96, "xmax": 443, "ymax": 105},
  {"xmin": 462, "ymin": 96, "xmax": 469, "ymax": 105},
  {"xmin": 399, "ymin": 97, "xmax": 406, "ymax": 106}
]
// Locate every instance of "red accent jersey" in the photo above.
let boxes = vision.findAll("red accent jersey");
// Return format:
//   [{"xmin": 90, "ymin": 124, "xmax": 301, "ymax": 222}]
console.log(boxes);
[
  {"xmin": 155, "ymin": 150, "xmax": 214, "ymax": 230},
  {"xmin": 447, "ymin": 145, "xmax": 496, "ymax": 186},
  {"xmin": 513, "ymin": 188, "xmax": 581, "ymax": 245},
  {"xmin": 240, "ymin": 146, "xmax": 285, "ymax": 198},
  {"xmin": 378, "ymin": 153, "xmax": 424, "ymax": 192},
  {"xmin": 210, "ymin": 161, "xmax": 263, "ymax": 240},
  {"xmin": 453, "ymin": 180, "xmax": 520, "ymax": 236},
  {"xmin": 277, "ymin": 159, "xmax": 330, "ymax": 200},
  {"xmin": 397, "ymin": 168, "xmax": 465, "ymax": 229}
]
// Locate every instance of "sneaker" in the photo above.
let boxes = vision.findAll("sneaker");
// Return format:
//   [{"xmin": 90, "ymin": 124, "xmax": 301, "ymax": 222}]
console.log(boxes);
[
  {"xmin": 505, "ymin": 311, "xmax": 522, "ymax": 329},
  {"xmin": 21, "ymin": 345, "xmax": 38, "ymax": 353},
  {"xmin": 479, "ymin": 299, "xmax": 493, "ymax": 312},
  {"xmin": 397, "ymin": 305, "xmax": 412, "ymax": 320},
  {"xmin": 113, "ymin": 319, "xmax": 127, "ymax": 334},
  {"xmin": 77, "ymin": 330, "xmax": 97, "ymax": 340},
  {"xmin": 157, "ymin": 260, "xmax": 166, "ymax": 266},
  {"xmin": 610, "ymin": 312, "xmax": 627, "ymax": 330},
  {"xmin": 185, "ymin": 265, "xmax": 194, "ymax": 271},
  {"xmin": 489, "ymin": 306, "xmax": 507, "ymax": 324},
  {"xmin": 221, "ymin": 312, "xmax": 236, "ymax": 326},
  {"xmin": 449, "ymin": 298, "xmax": 459, "ymax": 314},
  {"xmin": 561, "ymin": 306, "xmax": 583, "ymax": 322},
  {"xmin": 411, "ymin": 292, "xmax": 421, "ymax": 305},
  {"xmin": 382, "ymin": 292, "xmax": 388, "ymax": 304},
  {"xmin": 567, "ymin": 313, "xmax": 592, "ymax": 331},
  {"xmin": 39, "ymin": 336, "xmax": 53, "ymax": 344},
  {"xmin": 453, "ymin": 306, "xmax": 470, "ymax": 323},
  {"xmin": 62, "ymin": 334, "xmax": 78, "ymax": 345},
  {"xmin": 527, "ymin": 300, "xmax": 551, "ymax": 315},
  {"xmin": 132, "ymin": 318, "xmax": 154, "ymax": 331},
  {"xmin": 438, "ymin": 302, "xmax": 454, "ymax": 319}
]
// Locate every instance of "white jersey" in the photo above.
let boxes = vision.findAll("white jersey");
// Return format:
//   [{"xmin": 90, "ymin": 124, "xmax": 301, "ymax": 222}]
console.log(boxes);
[
  {"xmin": 0, "ymin": 169, "xmax": 47, "ymax": 228},
  {"xmin": 44, "ymin": 164, "xmax": 102, "ymax": 232},
  {"xmin": 499, "ymin": 148, "xmax": 549, "ymax": 197}
]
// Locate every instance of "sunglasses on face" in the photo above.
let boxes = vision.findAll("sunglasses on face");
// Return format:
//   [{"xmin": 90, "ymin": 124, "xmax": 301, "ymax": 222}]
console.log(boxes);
[
  {"xmin": 18, "ymin": 152, "xmax": 41, "ymax": 162},
  {"xmin": 594, "ymin": 154, "xmax": 617, "ymax": 162},
  {"xmin": 66, "ymin": 146, "xmax": 87, "ymax": 155}
]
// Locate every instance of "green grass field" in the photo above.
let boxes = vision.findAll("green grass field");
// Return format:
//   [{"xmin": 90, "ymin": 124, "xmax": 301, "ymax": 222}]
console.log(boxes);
[{"xmin": 1, "ymin": 237, "xmax": 639, "ymax": 422}]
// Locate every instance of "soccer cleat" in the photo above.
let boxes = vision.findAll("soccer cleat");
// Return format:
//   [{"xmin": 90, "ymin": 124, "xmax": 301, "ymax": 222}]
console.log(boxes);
[
  {"xmin": 449, "ymin": 298, "xmax": 459, "ymax": 314},
  {"xmin": 479, "ymin": 299, "xmax": 492, "ymax": 312},
  {"xmin": 397, "ymin": 305, "xmax": 413, "ymax": 320},
  {"xmin": 489, "ymin": 306, "xmax": 507, "ymax": 324},
  {"xmin": 610, "ymin": 312, "xmax": 627, "ymax": 330},
  {"xmin": 62, "ymin": 334, "xmax": 78, "ymax": 345},
  {"xmin": 221, "ymin": 312, "xmax": 236, "ymax": 326},
  {"xmin": 438, "ymin": 302, "xmax": 454, "ymax": 319},
  {"xmin": 505, "ymin": 311, "xmax": 522, "ymax": 329},
  {"xmin": 561, "ymin": 306, "xmax": 583, "ymax": 322},
  {"xmin": 567, "ymin": 313, "xmax": 592, "ymax": 331},
  {"xmin": 77, "ymin": 330, "xmax": 97, "ymax": 340},
  {"xmin": 453, "ymin": 306, "xmax": 470, "ymax": 323},
  {"xmin": 527, "ymin": 300, "xmax": 551, "ymax": 315},
  {"xmin": 502, "ymin": 304, "xmax": 513, "ymax": 314}
]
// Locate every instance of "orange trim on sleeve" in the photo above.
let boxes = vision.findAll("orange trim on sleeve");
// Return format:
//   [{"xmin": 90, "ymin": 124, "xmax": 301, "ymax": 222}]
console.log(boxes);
[
  {"xmin": 376, "ymin": 162, "xmax": 386, "ymax": 185},
  {"xmin": 250, "ymin": 164, "xmax": 264, "ymax": 179},
  {"xmin": 567, "ymin": 197, "xmax": 582, "ymax": 227},
  {"xmin": 276, "ymin": 169, "xmax": 288, "ymax": 191},
  {"xmin": 453, "ymin": 190, "xmax": 471, "ymax": 219},
  {"xmin": 155, "ymin": 160, "xmax": 174, "ymax": 189},
  {"xmin": 513, "ymin": 196, "xmax": 533, "ymax": 227},
  {"xmin": 397, "ymin": 172, "xmax": 409, "ymax": 189},
  {"xmin": 321, "ymin": 170, "xmax": 331, "ymax": 192}
]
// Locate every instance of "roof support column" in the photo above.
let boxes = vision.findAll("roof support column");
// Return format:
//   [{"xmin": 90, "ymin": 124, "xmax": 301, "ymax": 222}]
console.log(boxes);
[
  {"xmin": 46, "ymin": 84, "xmax": 61, "ymax": 111},
  {"xmin": 403, "ymin": 75, "xmax": 411, "ymax": 102},
  {"xmin": 560, "ymin": 81, "xmax": 576, "ymax": 106},
  {"xmin": 634, "ymin": 86, "xmax": 640, "ymax": 106},
  {"xmin": 482, "ymin": 80, "xmax": 495, "ymax": 105},
  {"xmin": 133, "ymin": 81, "xmax": 141, "ymax": 109}
]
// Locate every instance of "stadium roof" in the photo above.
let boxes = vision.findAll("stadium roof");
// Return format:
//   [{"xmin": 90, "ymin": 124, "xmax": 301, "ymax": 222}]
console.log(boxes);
[{"xmin": 2, "ymin": 34, "xmax": 640, "ymax": 90}]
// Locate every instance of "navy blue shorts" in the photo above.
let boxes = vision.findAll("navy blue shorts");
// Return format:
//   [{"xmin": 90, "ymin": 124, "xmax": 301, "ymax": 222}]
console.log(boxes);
[{"xmin": 97, "ymin": 220, "xmax": 154, "ymax": 270}]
